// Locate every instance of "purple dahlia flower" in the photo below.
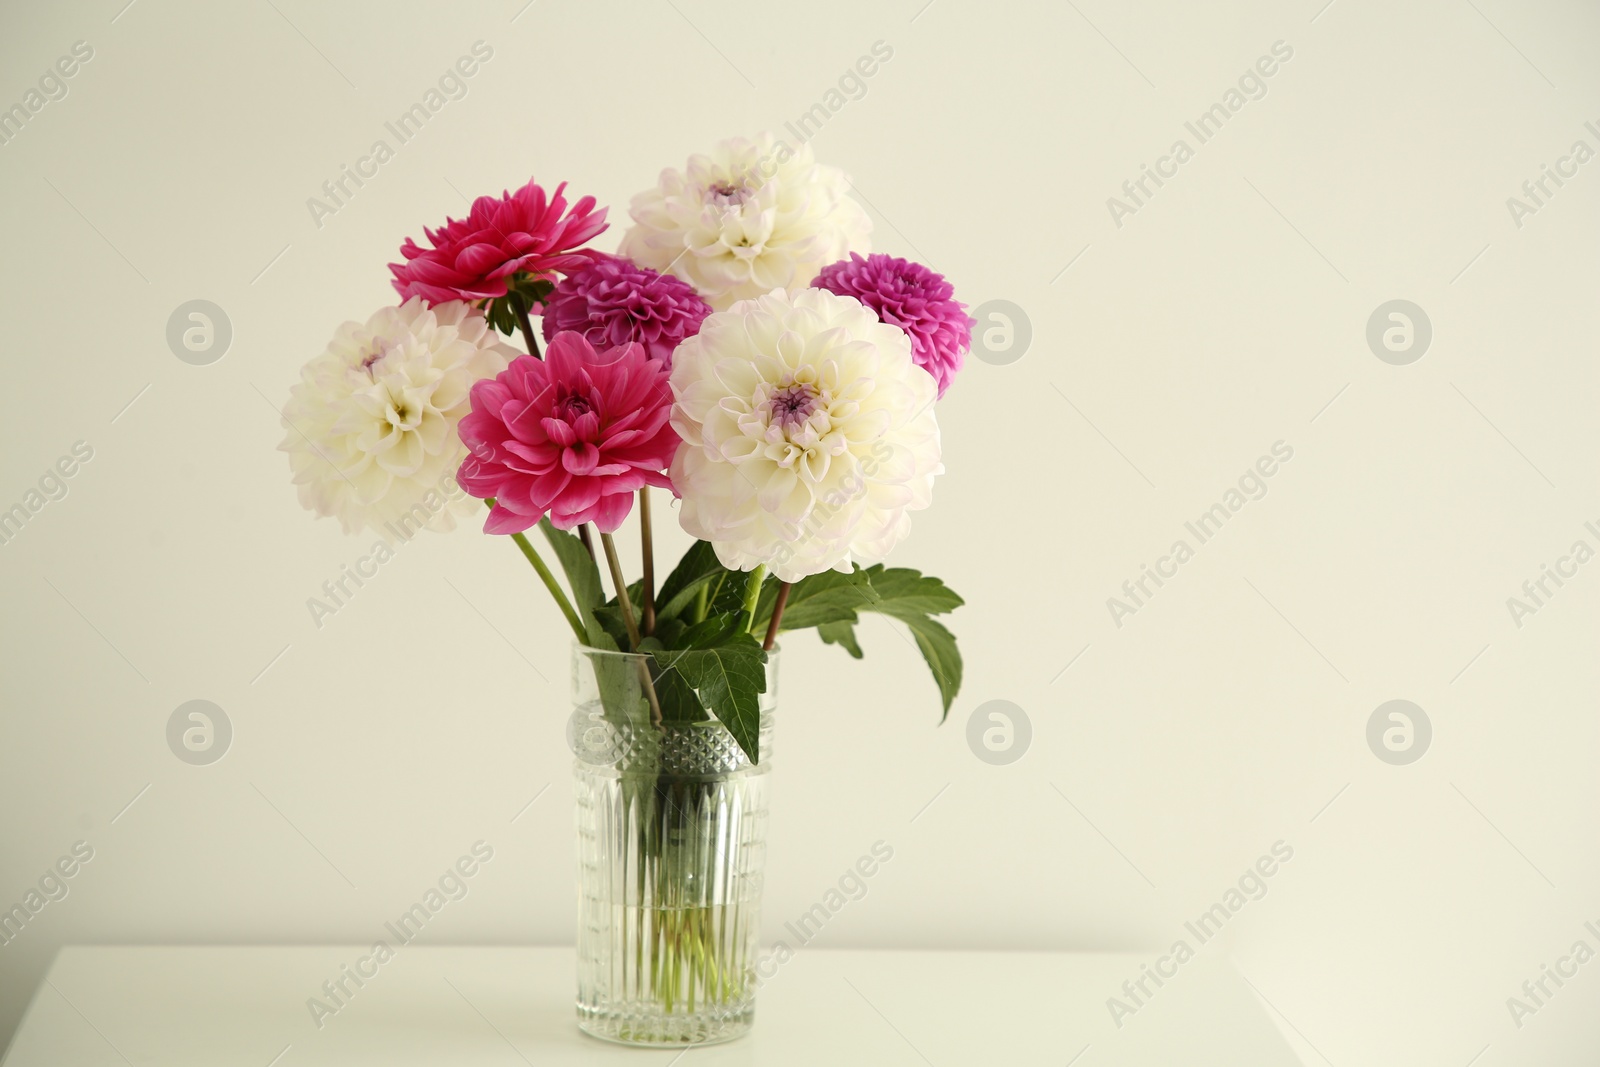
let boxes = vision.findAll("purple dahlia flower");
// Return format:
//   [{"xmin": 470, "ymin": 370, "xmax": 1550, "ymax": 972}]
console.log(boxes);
[
  {"xmin": 812, "ymin": 252, "xmax": 973, "ymax": 397},
  {"xmin": 540, "ymin": 254, "xmax": 712, "ymax": 366}
]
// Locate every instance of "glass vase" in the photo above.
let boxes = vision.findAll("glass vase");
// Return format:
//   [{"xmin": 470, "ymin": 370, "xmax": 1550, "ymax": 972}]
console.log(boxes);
[{"xmin": 568, "ymin": 645, "xmax": 777, "ymax": 1046}]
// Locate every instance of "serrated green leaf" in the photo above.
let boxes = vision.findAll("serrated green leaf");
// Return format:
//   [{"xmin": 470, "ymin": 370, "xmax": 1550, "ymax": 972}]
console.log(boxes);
[
  {"xmin": 594, "ymin": 577, "xmax": 646, "ymax": 647},
  {"xmin": 639, "ymin": 636, "xmax": 708, "ymax": 723},
  {"xmin": 655, "ymin": 541, "xmax": 727, "ymax": 622},
  {"xmin": 651, "ymin": 616, "xmax": 687, "ymax": 649},
  {"xmin": 855, "ymin": 566, "xmax": 964, "ymax": 616},
  {"xmin": 759, "ymin": 563, "xmax": 963, "ymax": 719},
  {"xmin": 538, "ymin": 519, "xmax": 604, "ymax": 637},
  {"xmin": 482, "ymin": 275, "xmax": 554, "ymax": 341},
  {"xmin": 891, "ymin": 612, "xmax": 962, "ymax": 721},
  {"xmin": 710, "ymin": 568, "xmax": 761, "ymax": 618},
  {"xmin": 817, "ymin": 619, "xmax": 863, "ymax": 658},
  {"xmin": 651, "ymin": 666, "xmax": 711, "ymax": 724},
  {"xmin": 675, "ymin": 611, "xmax": 743, "ymax": 650},
  {"xmin": 651, "ymin": 635, "xmax": 768, "ymax": 762},
  {"xmin": 579, "ymin": 627, "xmax": 650, "ymax": 724},
  {"xmin": 755, "ymin": 567, "xmax": 873, "ymax": 631}
]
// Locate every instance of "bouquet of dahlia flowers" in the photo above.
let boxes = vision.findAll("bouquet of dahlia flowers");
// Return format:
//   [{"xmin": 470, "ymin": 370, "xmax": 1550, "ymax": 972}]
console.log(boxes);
[{"xmin": 279, "ymin": 134, "xmax": 970, "ymax": 762}]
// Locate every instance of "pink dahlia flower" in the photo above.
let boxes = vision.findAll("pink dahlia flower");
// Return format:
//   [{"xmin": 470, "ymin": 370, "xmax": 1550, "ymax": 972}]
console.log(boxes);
[
  {"xmin": 812, "ymin": 253, "xmax": 974, "ymax": 397},
  {"xmin": 541, "ymin": 255, "xmax": 712, "ymax": 366},
  {"xmin": 456, "ymin": 332, "xmax": 677, "ymax": 534},
  {"xmin": 389, "ymin": 179, "xmax": 608, "ymax": 304}
]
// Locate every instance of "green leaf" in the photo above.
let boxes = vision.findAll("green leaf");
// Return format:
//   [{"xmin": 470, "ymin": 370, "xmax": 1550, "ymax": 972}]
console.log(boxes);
[
  {"xmin": 655, "ymin": 540, "xmax": 726, "ymax": 622},
  {"xmin": 755, "ymin": 568, "xmax": 872, "ymax": 631},
  {"xmin": 537, "ymin": 520, "xmax": 623, "ymax": 651},
  {"xmin": 890, "ymin": 612, "xmax": 962, "ymax": 722},
  {"xmin": 675, "ymin": 611, "xmax": 744, "ymax": 650},
  {"xmin": 709, "ymin": 568, "xmax": 761, "ymax": 618},
  {"xmin": 593, "ymin": 577, "xmax": 645, "ymax": 648},
  {"xmin": 483, "ymin": 275, "xmax": 556, "ymax": 339},
  {"xmin": 579, "ymin": 627, "xmax": 649, "ymax": 724},
  {"xmin": 539, "ymin": 519, "xmax": 602, "ymax": 619},
  {"xmin": 760, "ymin": 563, "xmax": 964, "ymax": 720},
  {"xmin": 651, "ymin": 635, "xmax": 768, "ymax": 762},
  {"xmin": 638, "ymin": 636, "xmax": 708, "ymax": 724},
  {"xmin": 817, "ymin": 619, "xmax": 863, "ymax": 658},
  {"xmin": 650, "ymin": 616, "xmax": 687, "ymax": 649},
  {"xmin": 855, "ymin": 567, "xmax": 964, "ymax": 617}
]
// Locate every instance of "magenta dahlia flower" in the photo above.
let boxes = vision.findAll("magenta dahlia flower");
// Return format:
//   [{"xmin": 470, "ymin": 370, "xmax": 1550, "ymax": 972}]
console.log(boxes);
[
  {"xmin": 541, "ymin": 255, "xmax": 712, "ymax": 366},
  {"xmin": 455, "ymin": 332, "xmax": 677, "ymax": 534},
  {"xmin": 812, "ymin": 253, "xmax": 974, "ymax": 397},
  {"xmin": 389, "ymin": 179, "xmax": 608, "ymax": 304}
]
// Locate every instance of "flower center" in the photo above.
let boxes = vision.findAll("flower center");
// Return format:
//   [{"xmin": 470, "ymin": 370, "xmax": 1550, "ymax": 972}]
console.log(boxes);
[
  {"xmin": 707, "ymin": 180, "xmax": 749, "ymax": 208},
  {"xmin": 558, "ymin": 389, "xmax": 595, "ymax": 422},
  {"xmin": 386, "ymin": 395, "xmax": 417, "ymax": 429},
  {"xmin": 360, "ymin": 340, "xmax": 390, "ymax": 375},
  {"xmin": 768, "ymin": 384, "xmax": 817, "ymax": 429}
]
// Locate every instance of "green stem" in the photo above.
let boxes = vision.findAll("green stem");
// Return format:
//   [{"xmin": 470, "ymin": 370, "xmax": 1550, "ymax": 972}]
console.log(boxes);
[
  {"xmin": 510, "ymin": 531, "xmax": 587, "ymax": 643},
  {"xmin": 599, "ymin": 532, "xmax": 642, "ymax": 650},
  {"xmin": 640, "ymin": 488, "xmax": 656, "ymax": 637},
  {"xmin": 599, "ymin": 530, "xmax": 662, "ymax": 726},
  {"xmin": 510, "ymin": 291, "xmax": 541, "ymax": 359},
  {"xmin": 482, "ymin": 498, "xmax": 586, "ymax": 642},
  {"xmin": 740, "ymin": 565, "xmax": 766, "ymax": 634},
  {"xmin": 762, "ymin": 580, "xmax": 791, "ymax": 651}
]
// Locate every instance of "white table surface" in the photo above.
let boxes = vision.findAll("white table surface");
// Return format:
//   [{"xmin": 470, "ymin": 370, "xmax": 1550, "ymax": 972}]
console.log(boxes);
[{"xmin": 2, "ymin": 946, "xmax": 1303, "ymax": 1065}]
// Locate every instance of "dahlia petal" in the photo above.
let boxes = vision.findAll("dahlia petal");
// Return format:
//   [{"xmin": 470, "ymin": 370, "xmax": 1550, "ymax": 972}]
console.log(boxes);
[
  {"xmin": 441, "ymin": 309, "xmax": 677, "ymax": 538},
  {"xmin": 280, "ymin": 297, "xmax": 516, "ymax": 535},
  {"xmin": 484, "ymin": 502, "xmax": 540, "ymax": 535},
  {"xmin": 455, "ymin": 242, "xmax": 510, "ymax": 275},
  {"xmin": 665, "ymin": 286, "xmax": 938, "ymax": 580},
  {"xmin": 586, "ymin": 491, "xmax": 635, "ymax": 533},
  {"xmin": 389, "ymin": 178, "xmax": 609, "ymax": 306},
  {"xmin": 554, "ymin": 475, "xmax": 601, "ymax": 513},
  {"xmin": 563, "ymin": 443, "xmax": 600, "ymax": 475},
  {"xmin": 415, "ymin": 410, "xmax": 450, "ymax": 454},
  {"xmin": 619, "ymin": 134, "xmax": 869, "ymax": 310},
  {"xmin": 541, "ymin": 418, "xmax": 577, "ymax": 447},
  {"xmin": 376, "ymin": 430, "xmax": 424, "ymax": 477},
  {"xmin": 456, "ymin": 460, "xmax": 503, "ymax": 498},
  {"xmin": 499, "ymin": 438, "xmax": 555, "ymax": 473}
]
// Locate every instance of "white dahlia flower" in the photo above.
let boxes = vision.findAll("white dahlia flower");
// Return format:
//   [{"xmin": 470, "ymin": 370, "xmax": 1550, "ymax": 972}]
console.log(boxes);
[
  {"xmin": 620, "ymin": 133, "xmax": 872, "ymax": 311},
  {"xmin": 669, "ymin": 287, "xmax": 942, "ymax": 583},
  {"xmin": 279, "ymin": 298, "xmax": 517, "ymax": 535}
]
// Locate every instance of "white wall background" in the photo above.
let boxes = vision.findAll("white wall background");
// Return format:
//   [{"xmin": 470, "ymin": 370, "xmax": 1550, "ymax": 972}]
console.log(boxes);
[{"xmin": 1, "ymin": 0, "xmax": 1597, "ymax": 1062}]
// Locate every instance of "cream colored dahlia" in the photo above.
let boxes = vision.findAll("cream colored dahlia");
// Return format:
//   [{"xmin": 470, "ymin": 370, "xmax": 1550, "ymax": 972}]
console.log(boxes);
[
  {"xmin": 620, "ymin": 133, "xmax": 872, "ymax": 311},
  {"xmin": 279, "ymin": 298, "xmax": 517, "ymax": 535},
  {"xmin": 669, "ymin": 287, "xmax": 941, "ymax": 582}
]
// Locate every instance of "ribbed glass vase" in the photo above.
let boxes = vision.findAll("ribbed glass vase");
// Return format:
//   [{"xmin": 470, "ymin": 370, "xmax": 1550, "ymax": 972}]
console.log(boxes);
[{"xmin": 568, "ymin": 645, "xmax": 777, "ymax": 1046}]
